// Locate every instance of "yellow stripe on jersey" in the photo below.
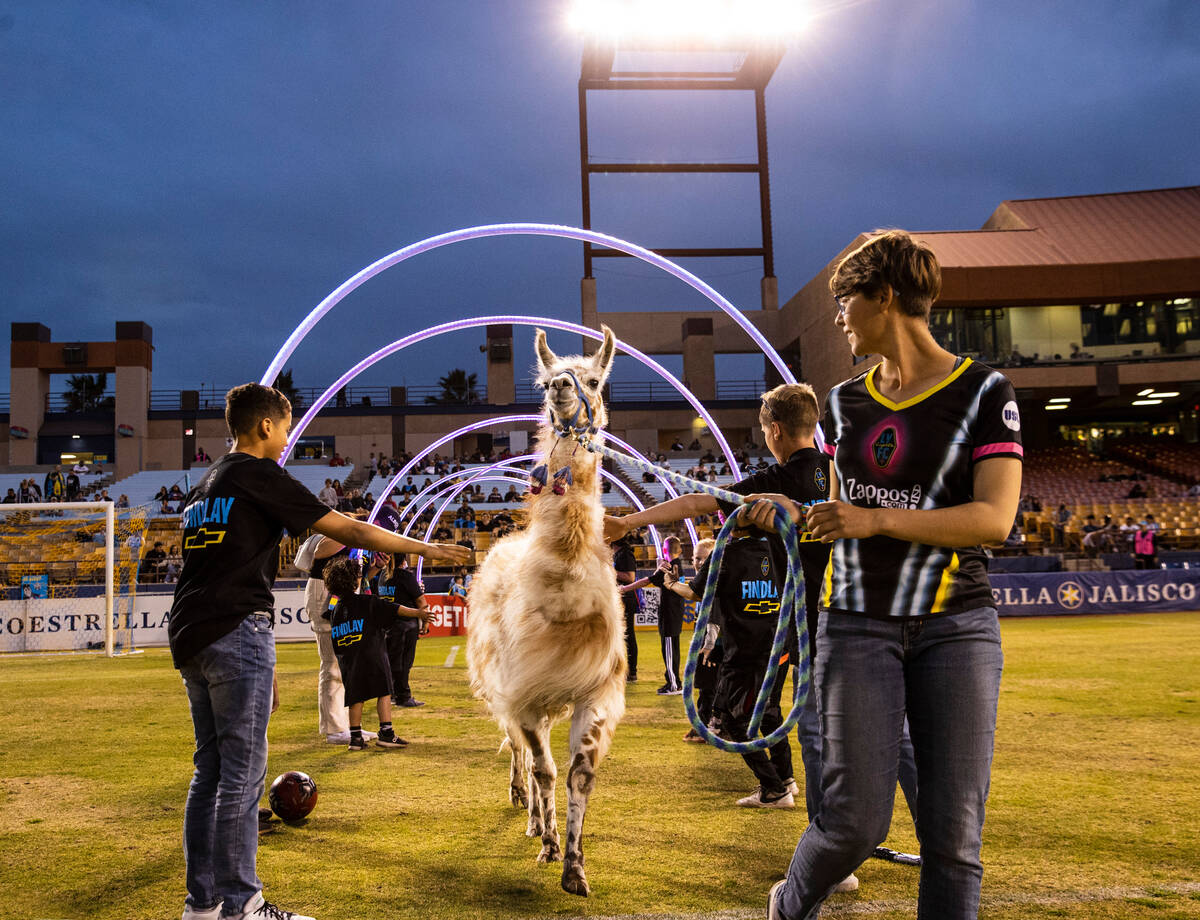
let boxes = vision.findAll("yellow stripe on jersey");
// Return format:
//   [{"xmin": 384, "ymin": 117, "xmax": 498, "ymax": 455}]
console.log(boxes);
[
  {"xmin": 929, "ymin": 551, "xmax": 960, "ymax": 614},
  {"xmin": 822, "ymin": 553, "xmax": 835, "ymax": 608},
  {"xmin": 865, "ymin": 358, "xmax": 974, "ymax": 411}
]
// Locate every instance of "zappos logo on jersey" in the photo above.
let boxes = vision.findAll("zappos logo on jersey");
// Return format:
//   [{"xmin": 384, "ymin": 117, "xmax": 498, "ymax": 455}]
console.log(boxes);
[
  {"xmin": 1002, "ymin": 400, "xmax": 1021, "ymax": 431},
  {"xmin": 871, "ymin": 427, "xmax": 898, "ymax": 468},
  {"xmin": 844, "ymin": 477, "xmax": 922, "ymax": 510}
]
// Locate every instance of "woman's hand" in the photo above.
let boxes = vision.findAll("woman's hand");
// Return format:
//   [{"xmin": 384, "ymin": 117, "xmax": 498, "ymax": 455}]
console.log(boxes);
[
  {"xmin": 603, "ymin": 515, "xmax": 629, "ymax": 544},
  {"xmin": 805, "ymin": 500, "xmax": 881, "ymax": 542},
  {"xmin": 424, "ymin": 543, "xmax": 472, "ymax": 565}
]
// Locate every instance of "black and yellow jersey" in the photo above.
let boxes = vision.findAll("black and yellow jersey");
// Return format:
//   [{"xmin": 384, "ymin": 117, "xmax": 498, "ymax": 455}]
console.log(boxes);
[
  {"xmin": 690, "ymin": 535, "xmax": 783, "ymax": 669},
  {"xmin": 821, "ymin": 357, "xmax": 1023, "ymax": 619}
]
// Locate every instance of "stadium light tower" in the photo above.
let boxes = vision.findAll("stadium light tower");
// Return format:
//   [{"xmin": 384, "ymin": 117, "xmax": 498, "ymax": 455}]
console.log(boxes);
[{"xmin": 568, "ymin": 0, "xmax": 808, "ymax": 386}]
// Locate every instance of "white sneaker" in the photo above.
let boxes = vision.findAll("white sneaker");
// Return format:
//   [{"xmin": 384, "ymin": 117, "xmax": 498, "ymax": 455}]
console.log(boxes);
[
  {"xmin": 234, "ymin": 891, "xmax": 315, "ymax": 920},
  {"xmin": 832, "ymin": 873, "xmax": 859, "ymax": 893},
  {"xmin": 767, "ymin": 879, "xmax": 786, "ymax": 920},
  {"xmin": 181, "ymin": 902, "xmax": 222, "ymax": 920},
  {"xmin": 736, "ymin": 787, "xmax": 795, "ymax": 809},
  {"xmin": 326, "ymin": 730, "xmax": 376, "ymax": 744},
  {"xmin": 783, "ymin": 776, "xmax": 800, "ymax": 798}
]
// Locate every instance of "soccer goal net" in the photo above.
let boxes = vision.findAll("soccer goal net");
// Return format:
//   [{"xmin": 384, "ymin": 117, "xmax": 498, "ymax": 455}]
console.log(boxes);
[{"xmin": 0, "ymin": 502, "xmax": 150, "ymax": 656}]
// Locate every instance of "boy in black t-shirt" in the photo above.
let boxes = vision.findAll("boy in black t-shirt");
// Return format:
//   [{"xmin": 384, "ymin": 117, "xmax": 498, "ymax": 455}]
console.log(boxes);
[
  {"xmin": 648, "ymin": 535, "xmax": 685, "ymax": 695},
  {"xmin": 170, "ymin": 383, "xmax": 469, "ymax": 920},
  {"xmin": 667, "ymin": 528, "xmax": 795, "ymax": 808},
  {"xmin": 375, "ymin": 553, "xmax": 428, "ymax": 708},
  {"xmin": 324, "ymin": 557, "xmax": 424, "ymax": 750}
]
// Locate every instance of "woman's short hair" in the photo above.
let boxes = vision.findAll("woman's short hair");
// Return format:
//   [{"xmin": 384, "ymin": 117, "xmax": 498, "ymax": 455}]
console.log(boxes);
[
  {"xmin": 830, "ymin": 229, "xmax": 942, "ymax": 319},
  {"xmin": 759, "ymin": 383, "xmax": 819, "ymax": 435}
]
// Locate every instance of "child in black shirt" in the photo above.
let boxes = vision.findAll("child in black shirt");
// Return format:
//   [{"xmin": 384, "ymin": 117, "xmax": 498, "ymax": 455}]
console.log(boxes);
[{"xmin": 323, "ymin": 557, "xmax": 425, "ymax": 750}]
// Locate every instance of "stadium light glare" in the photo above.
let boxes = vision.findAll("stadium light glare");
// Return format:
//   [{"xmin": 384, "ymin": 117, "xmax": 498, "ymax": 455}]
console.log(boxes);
[
  {"xmin": 1044, "ymin": 404, "xmax": 1068, "ymax": 411},
  {"xmin": 1048, "ymin": 397, "xmax": 1071, "ymax": 403},
  {"xmin": 565, "ymin": 0, "xmax": 809, "ymax": 41},
  {"xmin": 1131, "ymin": 399, "xmax": 1163, "ymax": 406},
  {"xmin": 1148, "ymin": 391, "xmax": 1180, "ymax": 398},
  {"xmin": 1137, "ymin": 388, "xmax": 1155, "ymax": 396}
]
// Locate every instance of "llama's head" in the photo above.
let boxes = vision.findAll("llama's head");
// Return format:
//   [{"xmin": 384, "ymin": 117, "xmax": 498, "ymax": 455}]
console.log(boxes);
[{"xmin": 534, "ymin": 325, "xmax": 616, "ymax": 434}]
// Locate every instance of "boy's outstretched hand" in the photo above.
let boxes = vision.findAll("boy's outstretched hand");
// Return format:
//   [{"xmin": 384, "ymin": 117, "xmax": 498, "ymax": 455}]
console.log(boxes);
[
  {"xmin": 603, "ymin": 515, "xmax": 629, "ymax": 544},
  {"xmin": 425, "ymin": 543, "xmax": 473, "ymax": 565}
]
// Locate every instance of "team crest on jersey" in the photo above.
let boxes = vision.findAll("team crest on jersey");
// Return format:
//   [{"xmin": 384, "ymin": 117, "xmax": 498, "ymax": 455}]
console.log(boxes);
[
  {"xmin": 872, "ymin": 427, "xmax": 898, "ymax": 468},
  {"xmin": 760, "ymin": 556, "xmax": 770, "ymax": 576},
  {"xmin": 814, "ymin": 468, "xmax": 827, "ymax": 492}
]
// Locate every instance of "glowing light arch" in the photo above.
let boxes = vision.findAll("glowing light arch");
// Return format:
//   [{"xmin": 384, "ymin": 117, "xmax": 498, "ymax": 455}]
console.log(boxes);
[
  {"xmin": 370, "ymin": 415, "xmax": 699, "ymax": 545},
  {"xmin": 283, "ymin": 317, "xmax": 742, "ymax": 480},
  {"xmin": 261, "ymin": 222, "xmax": 796, "ymax": 388}
]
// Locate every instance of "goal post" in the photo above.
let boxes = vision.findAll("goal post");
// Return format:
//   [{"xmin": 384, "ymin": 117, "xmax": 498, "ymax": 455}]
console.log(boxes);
[{"xmin": 0, "ymin": 501, "xmax": 149, "ymax": 656}]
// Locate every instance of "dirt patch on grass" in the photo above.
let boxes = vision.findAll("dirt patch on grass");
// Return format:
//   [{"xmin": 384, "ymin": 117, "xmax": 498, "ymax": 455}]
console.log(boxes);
[{"xmin": 0, "ymin": 774, "xmax": 119, "ymax": 833}]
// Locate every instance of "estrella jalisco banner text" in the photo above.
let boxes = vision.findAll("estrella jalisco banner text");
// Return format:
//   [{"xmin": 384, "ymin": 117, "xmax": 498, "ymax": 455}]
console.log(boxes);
[{"xmin": 989, "ymin": 569, "xmax": 1200, "ymax": 616}]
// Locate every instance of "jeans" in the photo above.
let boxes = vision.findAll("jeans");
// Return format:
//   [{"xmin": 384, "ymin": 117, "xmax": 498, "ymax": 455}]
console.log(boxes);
[
  {"xmin": 775, "ymin": 606, "xmax": 1003, "ymax": 920},
  {"xmin": 180, "ymin": 613, "xmax": 275, "ymax": 917}
]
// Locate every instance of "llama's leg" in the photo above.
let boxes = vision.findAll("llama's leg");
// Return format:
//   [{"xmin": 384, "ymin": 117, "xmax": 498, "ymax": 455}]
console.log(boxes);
[
  {"xmin": 561, "ymin": 705, "xmax": 616, "ymax": 896},
  {"xmin": 508, "ymin": 738, "xmax": 527, "ymax": 809},
  {"xmin": 523, "ymin": 721, "xmax": 560, "ymax": 863},
  {"xmin": 523, "ymin": 745, "xmax": 544, "ymax": 838}
]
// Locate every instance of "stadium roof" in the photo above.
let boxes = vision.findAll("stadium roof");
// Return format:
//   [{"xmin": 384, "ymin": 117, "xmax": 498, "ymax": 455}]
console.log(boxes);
[{"xmin": 822, "ymin": 186, "xmax": 1200, "ymax": 307}]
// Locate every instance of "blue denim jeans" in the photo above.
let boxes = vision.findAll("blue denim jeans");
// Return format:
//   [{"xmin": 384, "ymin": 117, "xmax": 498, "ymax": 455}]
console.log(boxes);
[
  {"xmin": 775, "ymin": 606, "xmax": 1003, "ymax": 920},
  {"xmin": 180, "ymin": 613, "xmax": 275, "ymax": 917}
]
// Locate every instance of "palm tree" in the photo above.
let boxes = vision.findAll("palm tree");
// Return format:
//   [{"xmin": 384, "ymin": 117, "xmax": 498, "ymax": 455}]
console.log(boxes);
[
  {"xmin": 426, "ymin": 369, "xmax": 480, "ymax": 405},
  {"xmin": 62, "ymin": 373, "xmax": 114, "ymax": 412},
  {"xmin": 273, "ymin": 369, "xmax": 302, "ymax": 411}
]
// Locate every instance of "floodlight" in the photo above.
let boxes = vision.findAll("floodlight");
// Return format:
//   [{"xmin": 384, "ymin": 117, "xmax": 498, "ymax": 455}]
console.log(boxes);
[
  {"xmin": 1131, "ymin": 399, "xmax": 1163, "ymax": 406},
  {"xmin": 567, "ymin": 0, "xmax": 809, "ymax": 41}
]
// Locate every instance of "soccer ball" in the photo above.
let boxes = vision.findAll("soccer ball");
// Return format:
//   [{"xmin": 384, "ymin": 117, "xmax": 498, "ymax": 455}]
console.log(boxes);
[{"xmin": 268, "ymin": 771, "xmax": 318, "ymax": 822}]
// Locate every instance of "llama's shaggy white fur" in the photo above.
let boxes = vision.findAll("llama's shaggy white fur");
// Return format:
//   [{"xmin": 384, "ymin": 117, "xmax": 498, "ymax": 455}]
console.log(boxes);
[{"xmin": 467, "ymin": 326, "xmax": 626, "ymax": 897}]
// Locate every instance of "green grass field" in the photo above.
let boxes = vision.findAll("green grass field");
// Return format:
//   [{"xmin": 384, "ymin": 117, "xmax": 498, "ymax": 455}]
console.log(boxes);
[{"xmin": 2, "ymin": 612, "xmax": 1199, "ymax": 920}]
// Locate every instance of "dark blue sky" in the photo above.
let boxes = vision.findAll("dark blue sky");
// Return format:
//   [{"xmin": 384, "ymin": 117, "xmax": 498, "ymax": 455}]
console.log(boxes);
[{"xmin": 3, "ymin": 0, "xmax": 1198, "ymax": 398}]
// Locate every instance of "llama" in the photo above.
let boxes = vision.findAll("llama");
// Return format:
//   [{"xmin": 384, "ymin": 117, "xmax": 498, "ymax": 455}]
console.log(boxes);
[{"xmin": 467, "ymin": 325, "xmax": 626, "ymax": 897}]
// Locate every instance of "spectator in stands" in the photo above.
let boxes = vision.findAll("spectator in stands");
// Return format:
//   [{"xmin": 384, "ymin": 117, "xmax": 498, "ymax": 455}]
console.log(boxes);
[
  {"xmin": 193, "ymin": 447, "xmax": 212, "ymax": 463},
  {"xmin": 165, "ymin": 544, "xmax": 183, "ymax": 583},
  {"xmin": 454, "ymin": 499, "xmax": 476, "ymax": 531},
  {"xmin": 1119, "ymin": 516, "xmax": 1139, "ymax": 549},
  {"xmin": 65, "ymin": 470, "xmax": 80, "ymax": 501},
  {"xmin": 433, "ymin": 525, "xmax": 453, "ymax": 541},
  {"xmin": 116, "ymin": 494, "xmax": 130, "ymax": 509},
  {"xmin": 448, "ymin": 574, "xmax": 468, "ymax": 598},
  {"xmin": 1082, "ymin": 516, "xmax": 1116, "ymax": 556},
  {"xmin": 1134, "ymin": 524, "xmax": 1159, "ymax": 569},
  {"xmin": 503, "ymin": 486, "xmax": 519, "ymax": 502},
  {"xmin": 1144, "ymin": 514, "xmax": 1160, "ymax": 532},
  {"xmin": 688, "ymin": 438, "xmax": 702, "ymax": 450},
  {"xmin": 1082, "ymin": 514, "xmax": 1099, "ymax": 535},
  {"xmin": 1126, "ymin": 481, "xmax": 1147, "ymax": 499},
  {"xmin": 72, "ymin": 459, "xmax": 89, "ymax": 474},
  {"xmin": 44, "ymin": 465, "xmax": 66, "ymax": 503},
  {"xmin": 400, "ymin": 477, "xmax": 418, "ymax": 496},
  {"xmin": 318, "ymin": 479, "xmax": 337, "ymax": 507},
  {"xmin": 329, "ymin": 452, "xmax": 345, "ymax": 467},
  {"xmin": 2, "ymin": 488, "xmax": 16, "ymax": 503},
  {"xmin": 168, "ymin": 484, "xmax": 185, "ymax": 510},
  {"xmin": 701, "ymin": 449, "xmax": 716, "ymax": 463},
  {"xmin": 670, "ymin": 439, "xmax": 684, "ymax": 451},
  {"xmin": 706, "ymin": 468, "xmax": 718, "ymax": 483},
  {"xmin": 155, "ymin": 486, "xmax": 169, "ymax": 505},
  {"xmin": 1053, "ymin": 504, "xmax": 1072, "ymax": 545},
  {"xmin": 144, "ymin": 541, "xmax": 167, "ymax": 582}
]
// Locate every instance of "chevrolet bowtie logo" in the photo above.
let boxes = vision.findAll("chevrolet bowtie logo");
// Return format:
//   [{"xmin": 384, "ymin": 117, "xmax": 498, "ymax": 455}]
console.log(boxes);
[
  {"xmin": 744, "ymin": 600, "xmax": 780, "ymax": 617},
  {"xmin": 335, "ymin": 634, "xmax": 363, "ymax": 647},
  {"xmin": 184, "ymin": 528, "xmax": 226, "ymax": 550}
]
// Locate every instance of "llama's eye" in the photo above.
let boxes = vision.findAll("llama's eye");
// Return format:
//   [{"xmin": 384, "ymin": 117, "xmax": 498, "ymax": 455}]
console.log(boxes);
[{"xmin": 587, "ymin": 379, "xmax": 600, "ymax": 389}]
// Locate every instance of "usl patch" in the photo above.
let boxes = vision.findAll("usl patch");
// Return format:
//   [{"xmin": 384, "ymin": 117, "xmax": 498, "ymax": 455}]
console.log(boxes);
[
  {"xmin": 872, "ymin": 427, "xmax": 898, "ymax": 468},
  {"xmin": 814, "ymin": 468, "xmax": 827, "ymax": 493},
  {"xmin": 760, "ymin": 556, "xmax": 770, "ymax": 576}
]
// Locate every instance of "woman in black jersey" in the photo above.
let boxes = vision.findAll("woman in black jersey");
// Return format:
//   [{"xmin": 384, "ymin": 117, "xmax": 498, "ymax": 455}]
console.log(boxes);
[{"xmin": 754, "ymin": 231, "xmax": 1022, "ymax": 920}]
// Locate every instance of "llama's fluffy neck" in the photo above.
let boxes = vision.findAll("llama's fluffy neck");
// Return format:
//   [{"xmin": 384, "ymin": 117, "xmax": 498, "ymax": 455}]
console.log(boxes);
[{"xmin": 528, "ymin": 423, "xmax": 603, "ymax": 565}]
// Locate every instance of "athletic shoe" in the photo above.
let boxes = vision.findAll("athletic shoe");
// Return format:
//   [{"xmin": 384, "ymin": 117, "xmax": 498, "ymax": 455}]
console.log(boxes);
[
  {"xmin": 347, "ymin": 735, "xmax": 368, "ymax": 752},
  {"xmin": 626, "ymin": 673, "xmax": 638, "ymax": 683},
  {"xmin": 832, "ymin": 874, "xmax": 859, "ymax": 893},
  {"xmin": 783, "ymin": 776, "xmax": 800, "ymax": 798},
  {"xmin": 399, "ymin": 697, "xmax": 425, "ymax": 708},
  {"xmin": 232, "ymin": 892, "xmax": 315, "ymax": 920},
  {"xmin": 181, "ymin": 901, "xmax": 222, "ymax": 920},
  {"xmin": 681, "ymin": 728, "xmax": 705, "ymax": 743},
  {"xmin": 767, "ymin": 879, "xmax": 786, "ymax": 920},
  {"xmin": 327, "ymin": 730, "xmax": 375, "ymax": 744},
  {"xmin": 375, "ymin": 732, "xmax": 408, "ymax": 749},
  {"xmin": 665, "ymin": 687, "xmax": 683, "ymax": 696},
  {"xmin": 257, "ymin": 807, "xmax": 275, "ymax": 836},
  {"xmin": 655, "ymin": 684, "xmax": 672, "ymax": 695},
  {"xmin": 736, "ymin": 787, "xmax": 795, "ymax": 809}
]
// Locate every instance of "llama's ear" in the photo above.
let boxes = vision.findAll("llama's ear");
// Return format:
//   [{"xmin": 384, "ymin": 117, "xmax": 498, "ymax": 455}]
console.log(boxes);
[
  {"xmin": 593, "ymin": 324, "xmax": 617, "ymax": 380},
  {"xmin": 534, "ymin": 329, "xmax": 557, "ymax": 373}
]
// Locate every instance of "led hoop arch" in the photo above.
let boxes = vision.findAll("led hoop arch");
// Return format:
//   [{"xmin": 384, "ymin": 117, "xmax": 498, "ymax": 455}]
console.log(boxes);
[
  {"xmin": 363, "ymin": 408, "xmax": 700, "ymax": 545},
  {"xmin": 261, "ymin": 222, "xmax": 796, "ymax": 389},
  {"xmin": 392, "ymin": 458, "xmax": 536, "ymax": 528},
  {"xmin": 407, "ymin": 460, "xmax": 664, "ymax": 580},
  {"xmin": 283, "ymin": 317, "xmax": 742, "ymax": 478}
]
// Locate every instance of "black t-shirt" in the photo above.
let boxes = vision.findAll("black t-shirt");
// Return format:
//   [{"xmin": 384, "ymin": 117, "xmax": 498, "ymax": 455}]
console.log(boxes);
[
  {"xmin": 168, "ymin": 453, "xmax": 331, "ymax": 668},
  {"xmin": 613, "ymin": 544, "xmax": 639, "ymax": 613},
  {"xmin": 308, "ymin": 544, "xmax": 349, "ymax": 582},
  {"xmin": 377, "ymin": 560, "xmax": 425, "ymax": 632},
  {"xmin": 715, "ymin": 447, "xmax": 831, "ymax": 661},
  {"xmin": 689, "ymin": 535, "xmax": 781, "ymax": 670},
  {"xmin": 650, "ymin": 557, "xmax": 684, "ymax": 632},
  {"xmin": 327, "ymin": 592, "xmax": 399, "ymax": 705},
  {"xmin": 821, "ymin": 357, "xmax": 1023, "ymax": 618}
]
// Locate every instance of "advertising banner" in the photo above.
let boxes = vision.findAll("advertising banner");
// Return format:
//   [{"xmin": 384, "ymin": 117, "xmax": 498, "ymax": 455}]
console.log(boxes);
[{"xmin": 990, "ymin": 569, "xmax": 1200, "ymax": 617}]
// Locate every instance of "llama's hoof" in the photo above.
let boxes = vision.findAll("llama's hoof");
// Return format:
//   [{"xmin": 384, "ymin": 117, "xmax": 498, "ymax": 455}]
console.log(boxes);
[
  {"xmin": 525, "ymin": 818, "xmax": 544, "ymax": 838},
  {"xmin": 510, "ymin": 786, "xmax": 527, "ymax": 808},
  {"xmin": 536, "ymin": 843, "xmax": 562, "ymax": 865},
  {"xmin": 561, "ymin": 863, "xmax": 590, "ymax": 897}
]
